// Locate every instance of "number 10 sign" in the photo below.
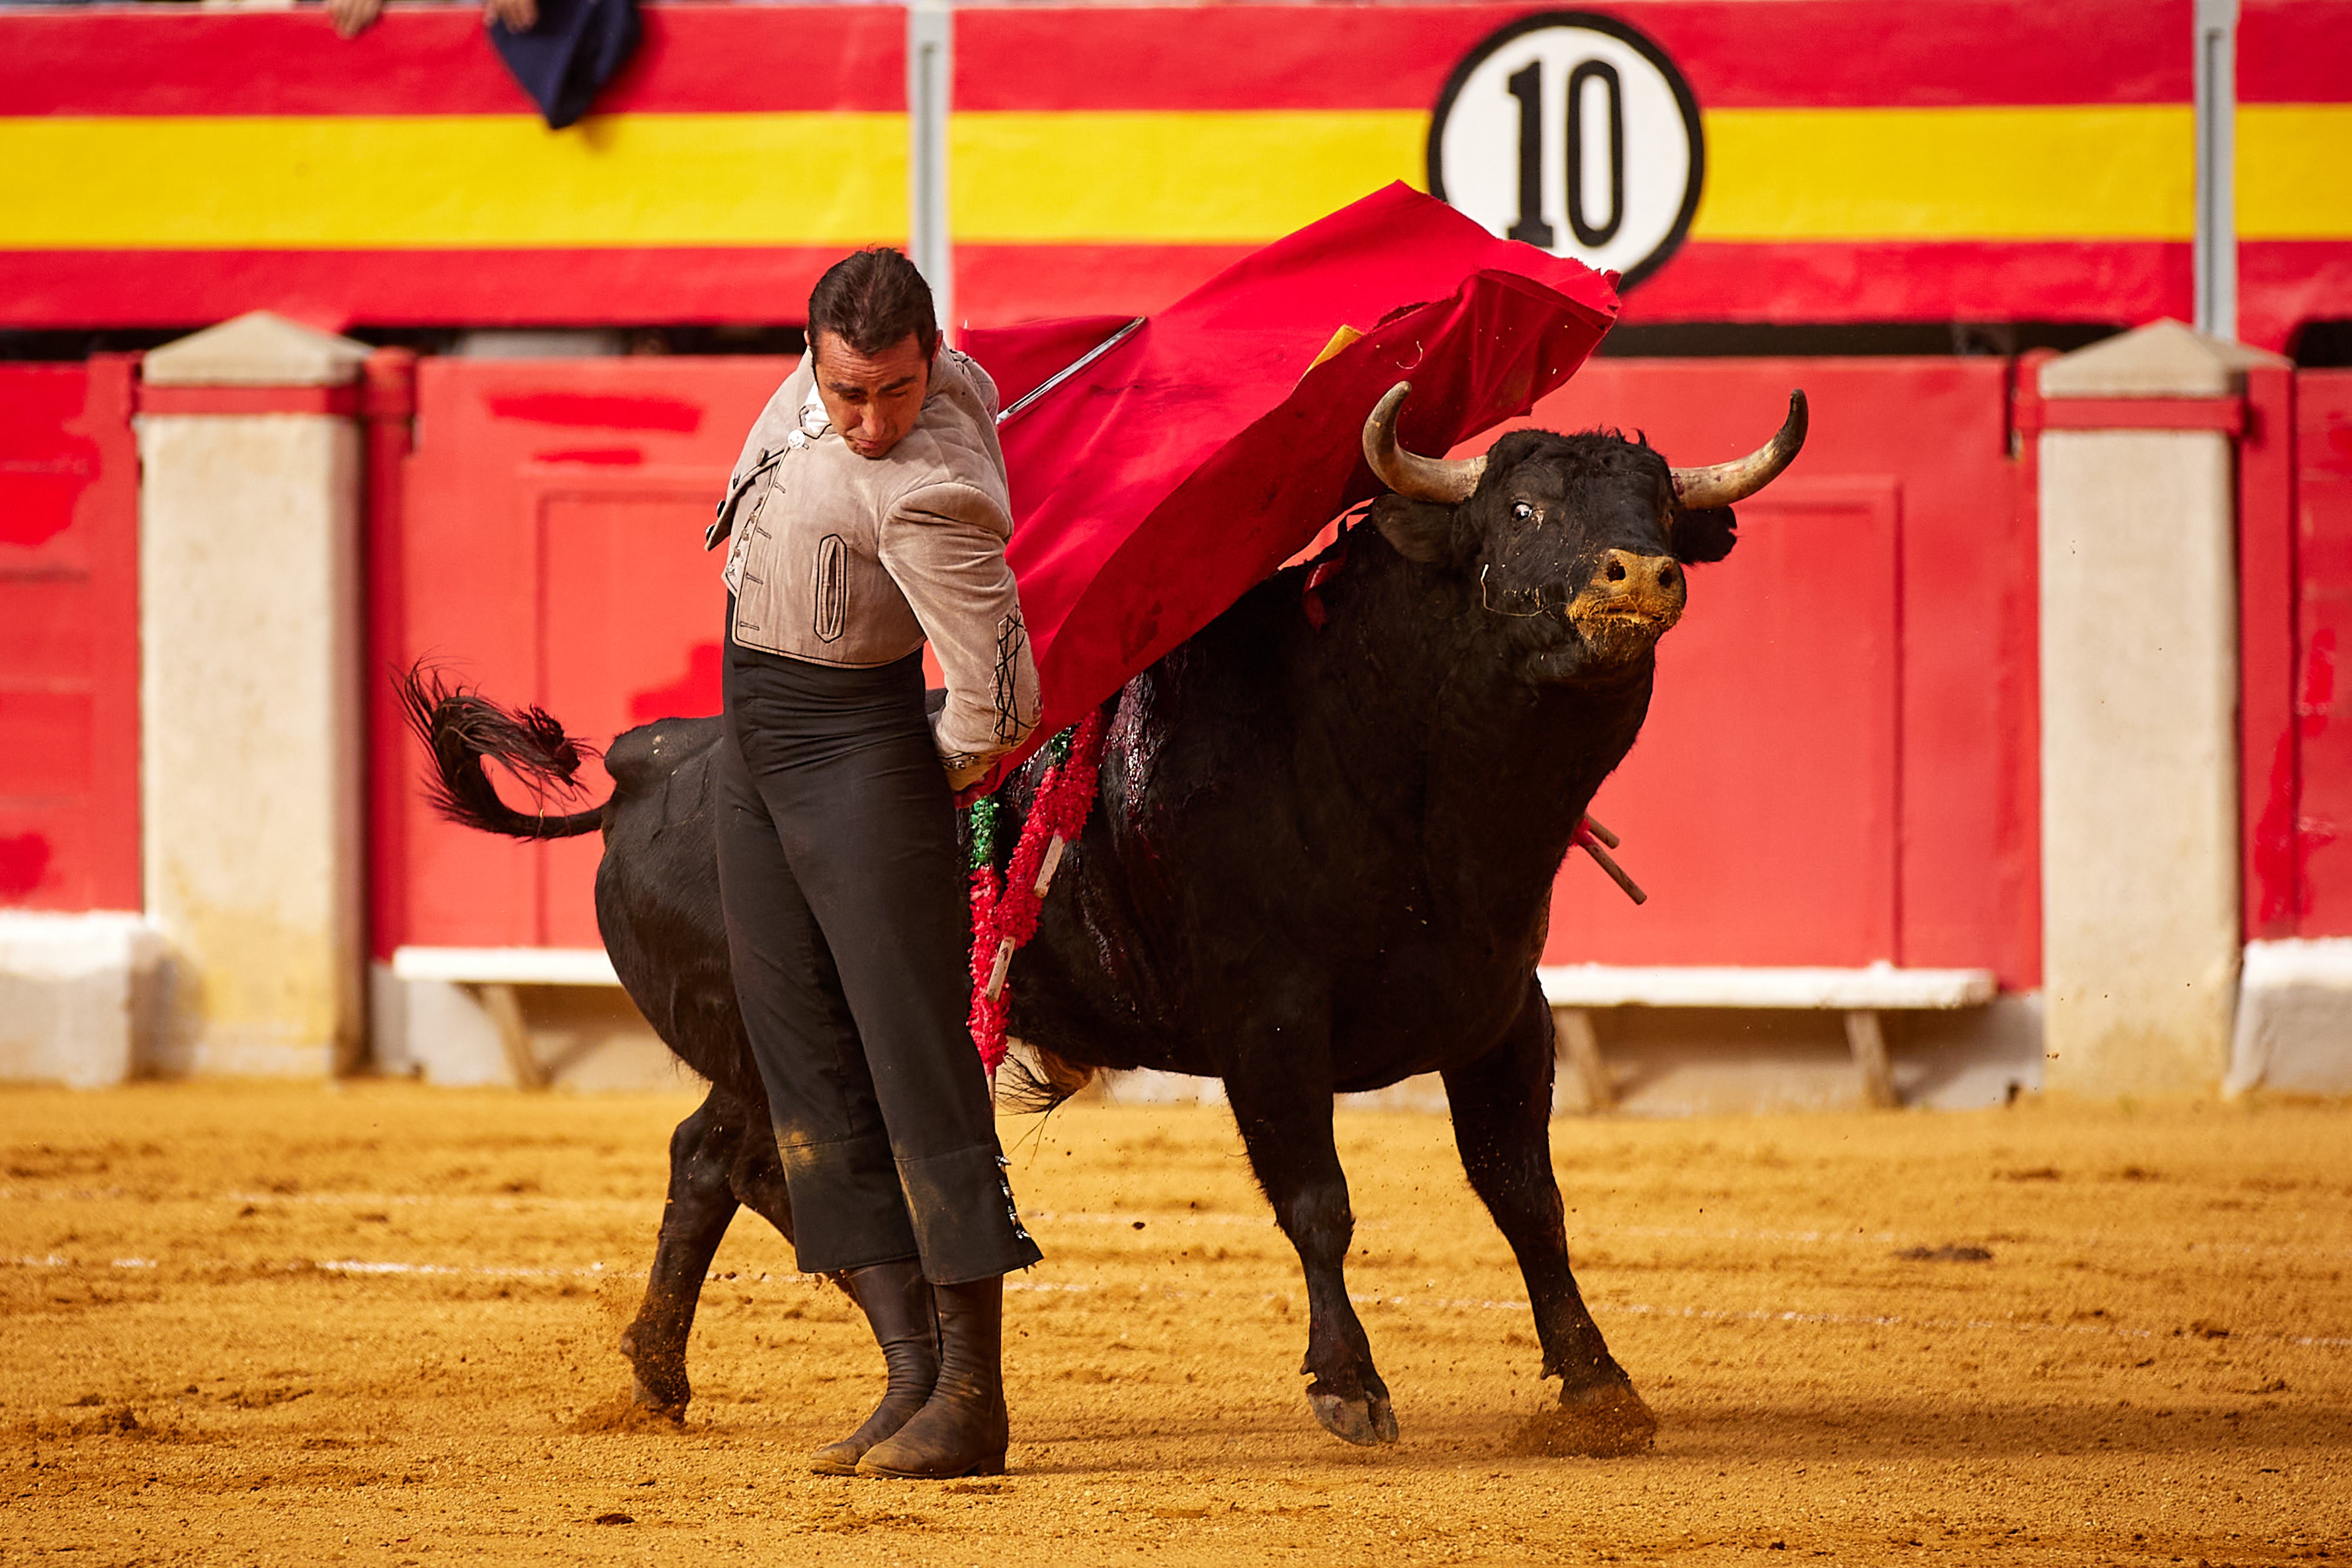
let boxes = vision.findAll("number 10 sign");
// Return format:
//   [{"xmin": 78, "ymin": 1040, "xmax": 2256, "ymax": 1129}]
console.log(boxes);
[{"xmin": 1427, "ymin": 12, "xmax": 1705, "ymax": 290}]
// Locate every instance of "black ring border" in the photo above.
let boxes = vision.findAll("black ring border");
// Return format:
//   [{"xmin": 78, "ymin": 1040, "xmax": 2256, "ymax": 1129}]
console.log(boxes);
[{"xmin": 1425, "ymin": 10, "xmax": 1706, "ymax": 293}]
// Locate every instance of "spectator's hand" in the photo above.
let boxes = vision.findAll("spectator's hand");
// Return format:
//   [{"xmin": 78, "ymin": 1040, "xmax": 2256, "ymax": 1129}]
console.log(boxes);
[
  {"xmin": 483, "ymin": 0, "xmax": 539, "ymax": 32},
  {"xmin": 326, "ymin": 0, "xmax": 385, "ymax": 39}
]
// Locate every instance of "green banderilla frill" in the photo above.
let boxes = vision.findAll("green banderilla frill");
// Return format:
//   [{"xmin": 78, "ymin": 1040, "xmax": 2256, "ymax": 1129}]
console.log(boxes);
[{"xmin": 963, "ymin": 725, "xmax": 1076, "ymax": 871}]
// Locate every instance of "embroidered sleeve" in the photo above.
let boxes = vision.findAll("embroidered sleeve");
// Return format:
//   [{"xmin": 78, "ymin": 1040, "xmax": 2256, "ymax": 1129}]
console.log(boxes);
[{"xmin": 878, "ymin": 480, "xmax": 1042, "ymax": 777}]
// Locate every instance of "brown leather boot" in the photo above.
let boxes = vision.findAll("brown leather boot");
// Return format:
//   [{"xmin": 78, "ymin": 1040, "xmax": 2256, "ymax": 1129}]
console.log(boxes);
[
  {"xmin": 810, "ymin": 1259, "xmax": 938, "ymax": 1476},
  {"xmin": 855, "ymin": 1275, "xmax": 1007, "ymax": 1478}
]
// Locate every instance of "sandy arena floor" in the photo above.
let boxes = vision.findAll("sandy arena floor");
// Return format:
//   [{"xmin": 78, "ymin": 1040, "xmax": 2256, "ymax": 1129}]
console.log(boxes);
[{"xmin": 1, "ymin": 1082, "xmax": 2346, "ymax": 1566}]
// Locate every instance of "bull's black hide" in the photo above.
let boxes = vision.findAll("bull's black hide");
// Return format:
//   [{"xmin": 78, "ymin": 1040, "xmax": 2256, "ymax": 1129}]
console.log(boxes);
[{"xmin": 406, "ymin": 407, "xmax": 1796, "ymax": 1459}]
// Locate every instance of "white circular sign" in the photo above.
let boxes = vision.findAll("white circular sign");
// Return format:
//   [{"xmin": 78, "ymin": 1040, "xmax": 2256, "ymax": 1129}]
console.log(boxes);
[{"xmin": 1428, "ymin": 12, "xmax": 1704, "ymax": 289}]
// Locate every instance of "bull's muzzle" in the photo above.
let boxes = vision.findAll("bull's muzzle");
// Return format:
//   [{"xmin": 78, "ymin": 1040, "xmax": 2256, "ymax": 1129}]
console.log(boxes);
[
  {"xmin": 1564, "ymin": 550, "xmax": 1685, "ymax": 660},
  {"xmin": 1571, "ymin": 549, "xmax": 1685, "ymax": 627}
]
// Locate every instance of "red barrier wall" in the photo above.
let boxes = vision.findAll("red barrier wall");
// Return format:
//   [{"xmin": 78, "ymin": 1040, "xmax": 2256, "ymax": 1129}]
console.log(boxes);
[
  {"xmin": 0, "ymin": 358, "xmax": 142, "ymax": 912},
  {"xmin": 2239, "ymin": 367, "xmax": 2352, "ymax": 941},
  {"xmin": 2241, "ymin": 363, "xmax": 2300, "ymax": 941},
  {"xmin": 2283, "ymin": 370, "xmax": 2352, "ymax": 935},
  {"xmin": 378, "ymin": 354, "xmax": 2034, "ymax": 987}
]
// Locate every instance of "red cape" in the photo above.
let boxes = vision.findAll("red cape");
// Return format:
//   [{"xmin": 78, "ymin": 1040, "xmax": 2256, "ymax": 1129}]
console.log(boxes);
[{"xmin": 963, "ymin": 183, "xmax": 1620, "ymax": 785}]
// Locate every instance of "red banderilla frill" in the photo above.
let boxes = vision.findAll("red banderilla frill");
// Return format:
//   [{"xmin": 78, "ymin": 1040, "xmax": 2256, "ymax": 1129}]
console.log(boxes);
[{"xmin": 965, "ymin": 708, "xmax": 1110, "ymax": 1074}]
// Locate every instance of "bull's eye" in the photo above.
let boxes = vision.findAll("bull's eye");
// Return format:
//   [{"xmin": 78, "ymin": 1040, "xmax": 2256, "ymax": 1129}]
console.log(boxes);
[{"xmin": 1511, "ymin": 502, "xmax": 1534, "ymax": 523}]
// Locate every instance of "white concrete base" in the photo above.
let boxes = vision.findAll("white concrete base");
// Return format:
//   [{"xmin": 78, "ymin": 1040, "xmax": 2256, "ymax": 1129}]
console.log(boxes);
[
  {"xmin": 1538, "ymin": 962, "xmax": 1997, "ymax": 1009},
  {"xmin": 0, "ymin": 912, "xmax": 166, "ymax": 1088},
  {"xmin": 2227, "ymin": 940, "xmax": 2352, "ymax": 1096},
  {"xmin": 399, "ymin": 977, "xmax": 519, "ymax": 1088},
  {"xmin": 369, "ymin": 967, "xmax": 691, "ymax": 1091},
  {"xmin": 1536, "ymin": 964, "xmax": 2003, "ymax": 1109},
  {"xmin": 355, "ymin": 965, "xmax": 2044, "ymax": 1116},
  {"xmin": 1558, "ymin": 994, "xmax": 2044, "ymax": 1116},
  {"xmin": 1081, "ymin": 996, "xmax": 2042, "ymax": 1118},
  {"xmin": 390, "ymin": 946, "xmax": 621, "ymax": 986}
]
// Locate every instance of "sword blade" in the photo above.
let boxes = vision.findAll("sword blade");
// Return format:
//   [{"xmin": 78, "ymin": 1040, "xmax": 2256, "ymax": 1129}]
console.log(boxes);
[{"xmin": 994, "ymin": 316, "xmax": 1148, "ymax": 429}]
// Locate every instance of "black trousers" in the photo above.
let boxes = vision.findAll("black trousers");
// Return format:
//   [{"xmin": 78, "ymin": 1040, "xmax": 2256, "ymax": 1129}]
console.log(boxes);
[{"xmin": 716, "ymin": 637, "xmax": 1041, "ymax": 1284}]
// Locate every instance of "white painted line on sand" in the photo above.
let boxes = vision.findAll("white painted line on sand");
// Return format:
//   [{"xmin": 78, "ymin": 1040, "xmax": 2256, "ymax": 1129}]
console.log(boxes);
[
  {"xmin": 11, "ymin": 1186, "xmax": 2346, "ymax": 1267},
  {"xmin": 9, "ymin": 1252, "xmax": 2346, "ymax": 1351}
]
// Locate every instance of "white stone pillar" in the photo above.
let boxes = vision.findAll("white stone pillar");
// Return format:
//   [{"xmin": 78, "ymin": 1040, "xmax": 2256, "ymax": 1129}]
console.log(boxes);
[
  {"xmin": 136, "ymin": 312, "xmax": 371, "ymax": 1076},
  {"xmin": 2036, "ymin": 320, "xmax": 2283, "ymax": 1098}
]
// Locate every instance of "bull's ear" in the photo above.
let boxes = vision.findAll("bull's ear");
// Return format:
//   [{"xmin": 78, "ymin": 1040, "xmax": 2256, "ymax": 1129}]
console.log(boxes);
[
  {"xmin": 1667, "ymin": 504, "xmax": 1738, "ymax": 565},
  {"xmin": 1368, "ymin": 495, "xmax": 1454, "ymax": 565}
]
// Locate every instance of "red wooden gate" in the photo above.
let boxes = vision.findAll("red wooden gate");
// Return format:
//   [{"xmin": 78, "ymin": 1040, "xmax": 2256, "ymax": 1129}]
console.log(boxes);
[
  {"xmin": 376, "ymin": 355, "xmax": 2035, "ymax": 987},
  {"xmin": 1479, "ymin": 359, "xmax": 2037, "ymax": 987},
  {"xmin": 0, "ymin": 357, "xmax": 141, "ymax": 912},
  {"xmin": 375, "ymin": 357, "xmax": 794, "ymax": 957},
  {"xmin": 2264, "ymin": 369, "xmax": 2352, "ymax": 936}
]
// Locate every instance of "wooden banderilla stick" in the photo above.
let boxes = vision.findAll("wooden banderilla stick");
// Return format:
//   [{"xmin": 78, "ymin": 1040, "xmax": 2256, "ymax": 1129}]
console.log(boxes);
[{"xmin": 1575, "ymin": 814, "xmax": 1646, "ymax": 905}]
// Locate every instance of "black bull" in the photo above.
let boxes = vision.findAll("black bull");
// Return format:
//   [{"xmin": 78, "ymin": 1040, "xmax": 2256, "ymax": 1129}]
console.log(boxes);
[{"xmin": 403, "ymin": 387, "xmax": 1806, "ymax": 1457}]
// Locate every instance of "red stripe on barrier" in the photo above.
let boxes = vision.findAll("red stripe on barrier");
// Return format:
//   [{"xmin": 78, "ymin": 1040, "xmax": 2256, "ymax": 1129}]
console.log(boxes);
[
  {"xmin": 2243, "ymin": 242, "xmax": 2352, "ymax": 356},
  {"xmin": 2, "ymin": 238, "xmax": 2338, "ymax": 350},
  {"xmin": 954, "ymin": 244, "xmax": 1257, "ymax": 327},
  {"xmin": 135, "ymin": 383, "xmax": 362, "ymax": 416},
  {"xmin": 0, "ymin": 6, "xmax": 905, "ymax": 117},
  {"xmin": 0, "ymin": 1, "xmax": 2336, "ymax": 123},
  {"xmin": 1625, "ymin": 239, "xmax": 2193, "ymax": 332},
  {"xmin": 2243, "ymin": 0, "xmax": 2352, "ymax": 102},
  {"xmin": 961, "ymin": 239, "xmax": 2198, "ymax": 337},
  {"xmin": 0, "ymin": 247, "xmax": 861, "ymax": 332},
  {"xmin": 953, "ymin": 1, "xmax": 2191, "ymax": 111},
  {"xmin": 0, "ymin": 0, "xmax": 2257, "ymax": 118}
]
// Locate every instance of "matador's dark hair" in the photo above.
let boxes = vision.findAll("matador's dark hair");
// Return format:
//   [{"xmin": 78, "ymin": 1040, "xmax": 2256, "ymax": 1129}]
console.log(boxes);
[{"xmin": 808, "ymin": 248, "xmax": 939, "ymax": 363}]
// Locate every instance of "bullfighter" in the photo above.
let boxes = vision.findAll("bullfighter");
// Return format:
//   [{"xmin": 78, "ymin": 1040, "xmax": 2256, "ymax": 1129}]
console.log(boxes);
[{"xmin": 705, "ymin": 246, "xmax": 1043, "ymax": 1479}]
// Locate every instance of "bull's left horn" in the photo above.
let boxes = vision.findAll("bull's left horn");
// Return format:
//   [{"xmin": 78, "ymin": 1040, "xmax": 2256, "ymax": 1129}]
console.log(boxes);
[
  {"xmin": 1364, "ymin": 382, "xmax": 1486, "ymax": 505},
  {"xmin": 1669, "ymin": 390, "xmax": 1809, "ymax": 510}
]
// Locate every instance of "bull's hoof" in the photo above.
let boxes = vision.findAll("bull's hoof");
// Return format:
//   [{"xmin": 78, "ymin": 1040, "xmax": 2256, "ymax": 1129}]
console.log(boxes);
[
  {"xmin": 1511, "ymin": 1380, "xmax": 1656, "ymax": 1458},
  {"xmin": 569, "ymin": 1391, "xmax": 687, "ymax": 1435},
  {"xmin": 626, "ymin": 1372, "xmax": 689, "ymax": 1427},
  {"xmin": 1308, "ymin": 1386, "xmax": 1400, "ymax": 1446},
  {"xmin": 617, "ymin": 1325, "xmax": 690, "ymax": 1424}
]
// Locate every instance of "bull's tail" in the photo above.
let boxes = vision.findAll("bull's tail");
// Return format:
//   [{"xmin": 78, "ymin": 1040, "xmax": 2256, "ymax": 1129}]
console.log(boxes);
[
  {"xmin": 397, "ymin": 663, "xmax": 608, "ymax": 840},
  {"xmin": 994, "ymin": 1041, "xmax": 1100, "ymax": 1115}
]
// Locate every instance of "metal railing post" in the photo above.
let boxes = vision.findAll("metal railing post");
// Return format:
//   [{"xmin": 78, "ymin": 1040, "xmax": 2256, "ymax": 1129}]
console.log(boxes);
[
  {"xmin": 2193, "ymin": 0, "xmax": 2239, "ymax": 340},
  {"xmin": 907, "ymin": 0, "xmax": 954, "ymax": 340}
]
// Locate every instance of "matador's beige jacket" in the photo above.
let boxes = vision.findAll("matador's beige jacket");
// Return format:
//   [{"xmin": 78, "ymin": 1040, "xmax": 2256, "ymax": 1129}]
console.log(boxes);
[{"xmin": 709, "ymin": 348, "xmax": 1042, "ymax": 787}]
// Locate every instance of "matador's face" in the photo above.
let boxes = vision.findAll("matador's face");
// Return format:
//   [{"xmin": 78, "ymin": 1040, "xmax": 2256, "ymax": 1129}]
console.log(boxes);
[{"xmin": 811, "ymin": 330, "xmax": 933, "ymax": 460}]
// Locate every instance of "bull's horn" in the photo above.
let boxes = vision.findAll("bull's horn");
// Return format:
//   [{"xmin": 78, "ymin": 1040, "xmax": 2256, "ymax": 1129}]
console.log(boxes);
[
  {"xmin": 1669, "ymin": 390, "xmax": 1808, "ymax": 510},
  {"xmin": 1363, "ymin": 382, "xmax": 1486, "ymax": 505}
]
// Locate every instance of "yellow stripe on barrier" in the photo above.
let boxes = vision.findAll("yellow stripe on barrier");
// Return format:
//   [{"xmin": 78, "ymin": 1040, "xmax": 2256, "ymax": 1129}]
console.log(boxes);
[
  {"xmin": 1, "ymin": 104, "xmax": 2345, "ymax": 251},
  {"xmin": 950, "ymin": 111, "xmax": 1424, "ymax": 243},
  {"xmin": 1690, "ymin": 106, "xmax": 2196, "ymax": 242},
  {"xmin": 2240, "ymin": 105, "xmax": 2352, "ymax": 242},
  {"xmin": 0, "ymin": 113, "xmax": 908, "ymax": 247}
]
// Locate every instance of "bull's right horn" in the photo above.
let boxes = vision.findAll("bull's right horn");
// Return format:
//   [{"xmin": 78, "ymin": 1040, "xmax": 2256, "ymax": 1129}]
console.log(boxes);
[
  {"xmin": 1668, "ymin": 390, "xmax": 1809, "ymax": 510},
  {"xmin": 1364, "ymin": 382, "xmax": 1487, "ymax": 505}
]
